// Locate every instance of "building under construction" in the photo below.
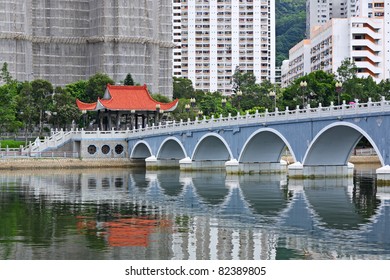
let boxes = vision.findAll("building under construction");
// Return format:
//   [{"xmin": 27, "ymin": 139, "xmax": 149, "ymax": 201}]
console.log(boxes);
[{"xmin": 0, "ymin": 0, "xmax": 174, "ymax": 97}]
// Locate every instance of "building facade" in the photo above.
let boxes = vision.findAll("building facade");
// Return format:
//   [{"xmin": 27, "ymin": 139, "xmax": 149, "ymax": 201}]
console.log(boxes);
[
  {"xmin": 282, "ymin": 0, "xmax": 389, "ymax": 86},
  {"xmin": 0, "ymin": 0, "xmax": 174, "ymax": 97},
  {"xmin": 172, "ymin": 0, "xmax": 276, "ymax": 95},
  {"xmin": 306, "ymin": 0, "xmax": 362, "ymax": 36}
]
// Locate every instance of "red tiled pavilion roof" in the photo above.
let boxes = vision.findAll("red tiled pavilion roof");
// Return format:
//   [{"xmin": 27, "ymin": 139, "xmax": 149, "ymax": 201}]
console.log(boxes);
[{"xmin": 76, "ymin": 84, "xmax": 179, "ymax": 112}]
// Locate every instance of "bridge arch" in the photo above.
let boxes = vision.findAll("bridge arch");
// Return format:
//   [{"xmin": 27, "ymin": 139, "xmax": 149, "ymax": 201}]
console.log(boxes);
[
  {"xmin": 303, "ymin": 122, "xmax": 384, "ymax": 166},
  {"xmin": 130, "ymin": 141, "xmax": 153, "ymax": 159},
  {"xmin": 239, "ymin": 128, "xmax": 296, "ymax": 163},
  {"xmin": 156, "ymin": 137, "xmax": 187, "ymax": 160},
  {"xmin": 192, "ymin": 133, "xmax": 233, "ymax": 161}
]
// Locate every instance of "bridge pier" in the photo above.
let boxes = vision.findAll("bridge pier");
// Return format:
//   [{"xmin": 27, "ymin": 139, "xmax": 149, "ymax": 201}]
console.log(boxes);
[
  {"xmin": 225, "ymin": 159, "xmax": 288, "ymax": 174},
  {"xmin": 288, "ymin": 162, "xmax": 354, "ymax": 178},
  {"xmin": 376, "ymin": 166, "xmax": 390, "ymax": 185},
  {"xmin": 145, "ymin": 156, "xmax": 181, "ymax": 170}
]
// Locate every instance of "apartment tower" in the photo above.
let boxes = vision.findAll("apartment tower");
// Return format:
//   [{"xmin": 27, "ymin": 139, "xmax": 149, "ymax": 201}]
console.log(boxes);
[
  {"xmin": 173, "ymin": 0, "xmax": 276, "ymax": 95},
  {"xmin": 282, "ymin": 0, "xmax": 389, "ymax": 86}
]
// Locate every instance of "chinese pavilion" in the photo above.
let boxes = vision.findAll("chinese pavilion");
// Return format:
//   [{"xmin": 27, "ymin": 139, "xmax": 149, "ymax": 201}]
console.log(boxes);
[{"xmin": 76, "ymin": 84, "xmax": 179, "ymax": 130}]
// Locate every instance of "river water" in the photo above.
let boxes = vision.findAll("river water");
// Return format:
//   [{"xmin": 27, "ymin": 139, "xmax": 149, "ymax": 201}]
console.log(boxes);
[{"xmin": 1, "ymin": 164, "xmax": 389, "ymax": 260}]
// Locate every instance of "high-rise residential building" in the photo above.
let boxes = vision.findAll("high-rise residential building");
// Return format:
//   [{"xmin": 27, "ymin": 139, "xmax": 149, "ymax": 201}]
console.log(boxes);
[
  {"xmin": 0, "ymin": 0, "xmax": 174, "ymax": 97},
  {"xmin": 306, "ymin": 0, "xmax": 362, "ymax": 36},
  {"xmin": 282, "ymin": 0, "xmax": 389, "ymax": 87},
  {"xmin": 172, "ymin": 0, "xmax": 276, "ymax": 95}
]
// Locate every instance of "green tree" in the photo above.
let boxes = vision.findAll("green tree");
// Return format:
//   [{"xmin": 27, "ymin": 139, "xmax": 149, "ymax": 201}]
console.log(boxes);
[
  {"xmin": 378, "ymin": 79, "xmax": 390, "ymax": 100},
  {"xmin": 30, "ymin": 79, "xmax": 54, "ymax": 136},
  {"xmin": 280, "ymin": 71, "xmax": 336, "ymax": 109},
  {"xmin": 0, "ymin": 83, "xmax": 21, "ymax": 133},
  {"xmin": 123, "ymin": 73, "xmax": 135, "ymax": 86},
  {"xmin": 232, "ymin": 67, "xmax": 257, "ymax": 94},
  {"xmin": 16, "ymin": 82, "xmax": 36, "ymax": 144},
  {"xmin": 84, "ymin": 73, "xmax": 114, "ymax": 103},
  {"xmin": 65, "ymin": 80, "xmax": 88, "ymax": 100},
  {"xmin": 151, "ymin": 93, "xmax": 171, "ymax": 103},
  {"xmin": 173, "ymin": 76, "xmax": 195, "ymax": 99},
  {"xmin": 0, "ymin": 62, "xmax": 14, "ymax": 84},
  {"xmin": 337, "ymin": 58, "xmax": 358, "ymax": 83},
  {"xmin": 276, "ymin": 0, "xmax": 306, "ymax": 66},
  {"xmin": 51, "ymin": 87, "xmax": 81, "ymax": 129}
]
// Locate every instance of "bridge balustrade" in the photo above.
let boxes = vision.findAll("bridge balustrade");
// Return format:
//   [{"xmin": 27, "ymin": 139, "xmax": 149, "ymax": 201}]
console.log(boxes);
[{"xmin": 18, "ymin": 97, "xmax": 390, "ymax": 181}]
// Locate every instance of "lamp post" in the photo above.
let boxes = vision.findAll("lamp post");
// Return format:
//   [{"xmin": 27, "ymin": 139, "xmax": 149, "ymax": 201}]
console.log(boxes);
[
  {"xmin": 185, "ymin": 103, "xmax": 190, "ymax": 113},
  {"xmin": 335, "ymin": 81, "xmax": 343, "ymax": 105},
  {"xmin": 300, "ymin": 80, "xmax": 307, "ymax": 108},
  {"xmin": 269, "ymin": 91, "xmax": 276, "ymax": 111},
  {"xmin": 190, "ymin": 98, "xmax": 196, "ymax": 108},
  {"xmin": 198, "ymin": 110, "xmax": 203, "ymax": 119},
  {"xmin": 221, "ymin": 98, "xmax": 227, "ymax": 108}
]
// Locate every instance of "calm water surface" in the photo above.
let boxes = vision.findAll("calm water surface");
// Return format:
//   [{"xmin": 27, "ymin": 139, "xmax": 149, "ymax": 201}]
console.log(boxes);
[{"xmin": 1, "ymin": 165, "xmax": 389, "ymax": 260}]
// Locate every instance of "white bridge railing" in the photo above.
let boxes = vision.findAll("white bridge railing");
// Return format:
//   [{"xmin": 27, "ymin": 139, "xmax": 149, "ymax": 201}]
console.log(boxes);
[{"xmin": 21, "ymin": 97, "xmax": 390, "ymax": 156}]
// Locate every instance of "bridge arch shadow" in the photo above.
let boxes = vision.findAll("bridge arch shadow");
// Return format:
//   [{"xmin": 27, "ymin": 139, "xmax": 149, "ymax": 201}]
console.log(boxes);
[
  {"xmin": 239, "ymin": 128, "xmax": 296, "ymax": 163},
  {"xmin": 303, "ymin": 122, "xmax": 383, "ymax": 166},
  {"xmin": 192, "ymin": 133, "xmax": 233, "ymax": 162},
  {"xmin": 157, "ymin": 137, "xmax": 187, "ymax": 160},
  {"xmin": 130, "ymin": 141, "xmax": 153, "ymax": 159}
]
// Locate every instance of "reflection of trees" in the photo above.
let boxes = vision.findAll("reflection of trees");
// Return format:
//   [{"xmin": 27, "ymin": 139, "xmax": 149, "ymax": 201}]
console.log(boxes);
[
  {"xmin": 0, "ymin": 190, "xmax": 80, "ymax": 258},
  {"xmin": 351, "ymin": 176, "xmax": 380, "ymax": 220},
  {"xmin": 0, "ymin": 189, "xmax": 143, "ymax": 257}
]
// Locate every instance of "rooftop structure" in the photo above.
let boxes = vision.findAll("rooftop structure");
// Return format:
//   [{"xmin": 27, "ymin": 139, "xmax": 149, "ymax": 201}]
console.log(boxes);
[{"xmin": 76, "ymin": 84, "xmax": 179, "ymax": 130}]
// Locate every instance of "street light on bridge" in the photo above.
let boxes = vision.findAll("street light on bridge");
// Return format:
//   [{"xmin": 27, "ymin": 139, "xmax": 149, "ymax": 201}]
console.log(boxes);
[
  {"xmin": 335, "ymin": 81, "xmax": 343, "ymax": 105},
  {"xmin": 300, "ymin": 80, "xmax": 307, "ymax": 108}
]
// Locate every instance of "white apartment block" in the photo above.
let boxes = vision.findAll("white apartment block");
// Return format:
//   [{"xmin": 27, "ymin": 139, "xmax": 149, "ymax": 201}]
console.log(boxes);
[
  {"xmin": 306, "ymin": 0, "xmax": 362, "ymax": 35},
  {"xmin": 282, "ymin": 39, "xmax": 311, "ymax": 86},
  {"xmin": 172, "ymin": 0, "xmax": 276, "ymax": 95},
  {"xmin": 282, "ymin": 0, "xmax": 389, "ymax": 86}
]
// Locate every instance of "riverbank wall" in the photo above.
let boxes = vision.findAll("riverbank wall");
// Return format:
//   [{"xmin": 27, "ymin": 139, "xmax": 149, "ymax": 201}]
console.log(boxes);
[
  {"xmin": 0, "ymin": 158, "xmax": 144, "ymax": 170},
  {"xmin": 0, "ymin": 156, "xmax": 381, "ymax": 171}
]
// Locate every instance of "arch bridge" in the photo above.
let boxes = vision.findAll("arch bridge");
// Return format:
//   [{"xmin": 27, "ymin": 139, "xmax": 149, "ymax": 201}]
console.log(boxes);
[{"xmin": 24, "ymin": 98, "xmax": 390, "ymax": 179}]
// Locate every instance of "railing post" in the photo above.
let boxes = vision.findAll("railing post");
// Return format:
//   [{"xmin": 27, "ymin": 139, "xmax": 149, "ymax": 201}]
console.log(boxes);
[
  {"xmin": 381, "ymin": 96, "xmax": 385, "ymax": 111},
  {"xmin": 296, "ymin": 105, "xmax": 299, "ymax": 118},
  {"xmin": 342, "ymin": 100, "xmax": 346, "ymax": 115},
  {"xmin": 368, "ymin": 98, "xmax": 372, "ymax": 112}
]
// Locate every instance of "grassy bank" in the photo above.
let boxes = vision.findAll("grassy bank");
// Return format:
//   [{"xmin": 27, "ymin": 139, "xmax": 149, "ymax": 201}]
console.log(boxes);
[{"xmin": 0, "ymin": 140, "xmax": 25, "ymax": 148}]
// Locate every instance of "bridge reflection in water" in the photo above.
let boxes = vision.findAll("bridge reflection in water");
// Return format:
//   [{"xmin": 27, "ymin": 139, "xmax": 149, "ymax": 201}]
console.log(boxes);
[{"xmin": 1, "ymin": 169, "xmax": 389, "ymax": 260}]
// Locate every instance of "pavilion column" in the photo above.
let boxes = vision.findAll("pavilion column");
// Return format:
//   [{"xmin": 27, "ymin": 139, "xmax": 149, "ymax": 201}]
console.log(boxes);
[
  {"xmin": 135, "ymin": 113, "xmax": 138, "ymax": 129},
  {"xmin": 108, "ymin": 111, "xmax": 112, "ymax": 130},
  {"xmin": 116, "ymin": 111, "xmax": 120, "ymax": 130},
  {"xmin": 100, "ymin": 112, "xmax": 104, "ymax": 130},
  {"xmin": 142, "ymin": 114, "xmax": 146, "ymax": 128},
  {"xmin": 97, "ymin": 110, "xmax": 101, "ymax": 130}
]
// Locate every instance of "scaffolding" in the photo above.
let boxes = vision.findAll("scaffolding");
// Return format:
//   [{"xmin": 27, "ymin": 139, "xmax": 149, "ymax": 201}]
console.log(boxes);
[{"xmin": 0, "ymin": 0, "xmax": 174, "ymax": 97}]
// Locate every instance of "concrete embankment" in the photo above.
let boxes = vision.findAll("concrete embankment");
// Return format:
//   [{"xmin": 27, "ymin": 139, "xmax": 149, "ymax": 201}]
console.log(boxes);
[
  {"xmin": 0, "ymin": 158, "xmax": 143, "ymax": 170},
  {"xmin": 0, "ymin": 156, "xmax": 381, "ymax": 171}
]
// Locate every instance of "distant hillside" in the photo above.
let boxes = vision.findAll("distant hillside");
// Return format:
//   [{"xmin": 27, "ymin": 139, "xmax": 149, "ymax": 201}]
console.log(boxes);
[{"xmin": 276, "ymin": 0, "xmax": 306, "ymax": 66}]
